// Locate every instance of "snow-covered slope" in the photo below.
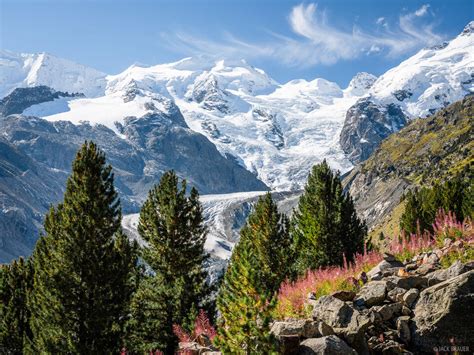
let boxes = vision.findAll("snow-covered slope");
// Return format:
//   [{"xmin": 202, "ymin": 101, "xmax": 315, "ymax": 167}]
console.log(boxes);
[
  {"xmin": 369, "ymin": 21, "xmax": 473, "ymax": 117},
  {"xmin": 0, "ymin": 50, "xmax": 106, "ymax": 98},
  {"xmin": 340, "ymin": 22, "xmax": 474, "ymax": 163},
  {"xmin": 21, "ymin": 57, "xmax": 368, "ymax": 190},
  {"xmin": 2, "ymin": 22, "xmax": 472, "ymax": 190}
]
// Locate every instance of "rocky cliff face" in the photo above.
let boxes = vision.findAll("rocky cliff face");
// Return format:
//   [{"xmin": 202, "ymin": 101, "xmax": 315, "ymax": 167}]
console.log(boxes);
[
  {"xmin": 343, "ymin": 97, "xmax": 473, "ymax": 231},
  {"xmin": 0, "ymin": 99, "xmax": 268, "ymax": 262},
  {"xmin": 340, "ymin": 99, "xmax": 407, "ymax": 163},
  {"xmin": 340, "ymin": 23, "xmax": 473, "ymax": 163},
  {"xmin": 0, "ymin": 86, "xmax": 81, "ymax": 116}
]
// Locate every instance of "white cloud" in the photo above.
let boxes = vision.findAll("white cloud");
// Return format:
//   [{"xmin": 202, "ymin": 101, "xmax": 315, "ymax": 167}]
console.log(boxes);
[
  {"xmin": 160, "ymin": 3, "xmax": 444, "ymax": 67},
  {"xmin": 415, "ymin": 4, "xmax": 430, "ymax": 17}
]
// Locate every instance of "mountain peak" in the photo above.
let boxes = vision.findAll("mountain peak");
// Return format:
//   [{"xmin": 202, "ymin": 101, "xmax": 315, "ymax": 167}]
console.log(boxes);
[
  {"xmin": 461, "ymin": 21, "xmax": 474, "ymax": 36},
  {"xmin": 345, "ymin": 72, "xmax": 377, "ymax": 96}
]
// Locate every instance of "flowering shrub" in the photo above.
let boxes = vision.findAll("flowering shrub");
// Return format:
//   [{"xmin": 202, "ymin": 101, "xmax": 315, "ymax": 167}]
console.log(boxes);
[
  {"xmin": 432, "ymin": 210, "xmax": 473, "ymax": 245},
  {"xmin": 275, "ymin": 210, "xmax": 473, "ymax": 319},
  {"xmin": 173, "ymin": 309, "xmax": 217, "ymax": 344},
  {"xmin": 274, "ymin": 251, "xmax": 382, "ymax": 318}
]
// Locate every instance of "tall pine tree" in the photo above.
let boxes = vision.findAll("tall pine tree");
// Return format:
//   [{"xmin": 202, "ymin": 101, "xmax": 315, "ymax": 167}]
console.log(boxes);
[
  {"xmin": 216, "ymin": 193, "xmax": 291, "ymax": 354},
  {"xmin": 125, "ymin": 171, "xmax": 209, "ymax": 353},
  {"xmin": 28, "ymin": 141, "xmax": 138, "ymax": 354},
  {"xmin": 0, "ymin": 257, "xmax": 33, "ymax": 354},
  {"xmin": 291, "ymin": 160, "xmax": 366, "ymax": 275}
]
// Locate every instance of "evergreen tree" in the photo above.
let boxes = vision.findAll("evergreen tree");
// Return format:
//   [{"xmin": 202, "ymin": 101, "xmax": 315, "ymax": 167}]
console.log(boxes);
[
  {"xmin": 28, "ymin": 141, "xmax": 138, "ymax": 354},
  {"xmin": 216, "ymin": 193, "xmax": 291, "ymax": 354},
  {"xmin": 400, "ymin": 176, "xmax": 473, "ymax": 235},
  {"xmin": 0, "ymin": 258, "xmax": 33, "ymax": 354},
  {"xmin": 291, "ymin": 160, "xmax": 367, "ymax": 275},
  {"xmin": 126, "ymin": 171, "xmax": 209, "ymax": 353}
]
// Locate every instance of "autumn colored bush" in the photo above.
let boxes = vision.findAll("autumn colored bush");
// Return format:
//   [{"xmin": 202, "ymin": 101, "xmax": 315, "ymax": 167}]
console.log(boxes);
[
  {"xmin": 275, "ymin": 210, "xmax": 473, "ymax": 319},
  {"xmin": 173, "ymin": 309, "xmax": 217, "ymax": 345}
]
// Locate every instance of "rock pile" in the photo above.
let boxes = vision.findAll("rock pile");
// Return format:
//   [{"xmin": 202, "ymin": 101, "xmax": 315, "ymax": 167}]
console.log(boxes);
[{"xmin": 271, "ymin": 247, "xmax": 474, "ymax": 354}]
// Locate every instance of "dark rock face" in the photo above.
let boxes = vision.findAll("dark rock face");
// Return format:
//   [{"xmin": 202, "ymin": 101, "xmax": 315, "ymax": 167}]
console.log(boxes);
[
  {"xmin": 0, "ymin": 138, "xmax": 66, "ymax": 262},
  {"xmin": 412, "ymin": 270, "xmax": 474, "ymax": 352},
  {"xmin": 339, "ymin": 97, "xmax": 407, "ymax": 163},
  {"xmin": 192, "ymin": 74, "xmax": 231, "ymax": 113},
  {"xmin": 0, "ymin": 86, "xmax": 81, "ymax": 116},
  {"xmin": 0, "ymin": 101, "xmax": 267, "ymax": 262},
  {"xmin": 342, "ymin": 97, "xmax": 473, "ymax": 230}
]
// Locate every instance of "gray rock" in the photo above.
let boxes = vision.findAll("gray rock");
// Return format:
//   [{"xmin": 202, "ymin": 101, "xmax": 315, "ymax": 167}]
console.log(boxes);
[
  {"xmin": 371, "ymin": 339, "xmax": 406, "ymax": 354},
  {"xmin": 299, "ymin": 336, "xmax": 357, "ymax": 355},
  {"xmin": 355, "ymin": 281, "xmax": 387, "ymax": 306},
  {"xmin": 427, "ymin": 260, "xmax": 474, "ymax": 286},
  {"xmin": 367, "ymin": 260, "xmax": 404, "ymax": 280},
  {"xmin": 271, "ymin": 320, "xmax": 308, "ymax": 337},
  {"xmin": 339, "ymin": 98, "xmax": 407, "ymax": 164},
  {"xmin": 412, "ymin": 270, "xmax": 474, "ymax": 352},
  {"xmin": 271, "ymin": 319, "xmax": 329, "ymax": 339},
  {"xmin": 378, "ymin": 303, "xmax": 402, "ymax": 321},
  {"xmin": 387, "ymin": 287, "xmax": 407, "ymax": 303},
  {"xmin": 402, "ymin": 289, "xmax": 419, "ymax": 308},
  {"xmin": 396, "ymin": 316, "xmax": 411, "ymax": 344},
  {"xmin": 331, "ymin": 290, "xmax": 356, "ymax": 302},
  {"xmin": 318, "ymin": 321, "xmax": 335, "ymax": 336},
  {"xmin": 303, "ymin": 321, "xmax": 322, "ymax": 338},
  {"xmin": 385, "ymin": 275, "xmax": 427, "ymax": 290},
  {"xmin": 0, "ymin": 86, "xmax": 81, "ymax": 116},
  {"xmin": 312, "ymin": 296, "xmax": 355, "ymax": 328}
]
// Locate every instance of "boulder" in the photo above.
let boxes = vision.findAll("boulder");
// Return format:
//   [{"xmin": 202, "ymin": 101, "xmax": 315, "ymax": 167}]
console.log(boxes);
[
  {"xmin": 355, "ymin": 281, "xmax": 387, "ymax": 306},
  {"xmin": 271, "ymin": 319, "xmax": 323, "ymax": 339},
  {"xmin": 427, "ymin": 260, "xmax": 473, "ymax": 286},
  {"xmin": 402, "ymin": 288, "xmax": 419, "ymax": 308},
  {"xmin": 385, "ymin": 275, "xmax": 427, "ymax": 290},
  {"xmin": 367, "ymin": 259, "xmax": 404, "ymax": 280},
  {"xmin": 331, "ymin": 290, "xmax": 356, "ymax": 302},
  {"xmin": 299, "ymin": 335, "xmax": 357, "ymax": 354},
  {"xmin": 387, "ymin": 287, "xmax": 406, "ymax": 303},
  {"xmin": 377, "ymin": 303, "xmax": 402, "ymax": 321},
  {"xmin": 312, "ymin": 296, "xmax": 355, "ymax": 328},
  {"xmin": 396, "ymin": 316, "xmax": 411, "ymax": 344},
  {"xmin": 271, "ymin": 320, "xmax": 308, "ymax": 337},
  {"xmin": 412, "ymin": 270, "xmax": 474, "ymax": 352}
]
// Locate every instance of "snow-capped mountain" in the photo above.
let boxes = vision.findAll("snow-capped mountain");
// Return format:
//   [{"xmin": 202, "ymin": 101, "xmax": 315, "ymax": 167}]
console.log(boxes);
[
  {"xmin": 4, "ymin": 54, "xmax": 375, "ymax": 190},
  {"xmin": 340, "ymin": 22, "xmax": 474, "ymax": 163},
  {"xmin": 0, "ymin": 50, "xmax": 107, "ymax": 98},
  {"xmin": 1, "ymin": 22, "xmax": 472, "ymax": 264}
]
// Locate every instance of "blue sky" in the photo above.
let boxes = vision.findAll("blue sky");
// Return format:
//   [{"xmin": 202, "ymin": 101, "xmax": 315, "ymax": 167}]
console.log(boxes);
[{"xmin": 1, "ymin": 0, "xmax": 472, "ymax": 86}]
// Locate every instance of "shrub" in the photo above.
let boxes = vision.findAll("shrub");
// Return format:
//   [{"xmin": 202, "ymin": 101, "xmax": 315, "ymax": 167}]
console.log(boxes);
[{"xmin": 275, "ymin": 210, "xmax": 473, "ymax": 319}]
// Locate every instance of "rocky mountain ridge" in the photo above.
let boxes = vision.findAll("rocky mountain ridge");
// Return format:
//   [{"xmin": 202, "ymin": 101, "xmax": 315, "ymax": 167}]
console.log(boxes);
[
  {"xmin": 340, "ymin": 22, "xmax": 473, "ymax": 163},
  {"xmin": 343, "ymin": 96, "xmax": 473, "ymax": 232}
]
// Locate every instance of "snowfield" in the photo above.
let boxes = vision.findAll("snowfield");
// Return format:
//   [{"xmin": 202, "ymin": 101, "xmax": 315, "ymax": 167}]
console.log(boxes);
[{"xmin": 1, "ymin": 22, "xmax": 472, "ymax": 192}]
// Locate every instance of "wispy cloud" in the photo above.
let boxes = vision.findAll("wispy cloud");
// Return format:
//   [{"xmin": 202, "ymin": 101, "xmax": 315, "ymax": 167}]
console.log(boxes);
[
  {"xmin": 415, "ymin": 4, "xmax": 430, "ymax": 17},
  {"xmin": 160, "ymin": 3, "xmax": 444, "ymax": 67}
]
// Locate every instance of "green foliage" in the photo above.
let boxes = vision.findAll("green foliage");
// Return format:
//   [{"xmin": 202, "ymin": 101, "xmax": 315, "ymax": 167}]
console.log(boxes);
[
  {"xmin": 125, "ymin": 171, "xmax": 209, "ymax": 353},
  {"xmin": 0, "ymin": 258, "xmax": 33, "ymax": 354},
  {"xmin": 400, "ymin": 176, "xmax": 472, "ymax": 235},
  {"xmin": 291, "ymin": 160, "xmax": 367, "ymax": 274},
  {"xmin": 216, "ymin": 193, "xmax": 290, "ymax": 354},
  {"xmin": 28, "ymin": 141, "xmax": 138, "ymax": 354}
]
